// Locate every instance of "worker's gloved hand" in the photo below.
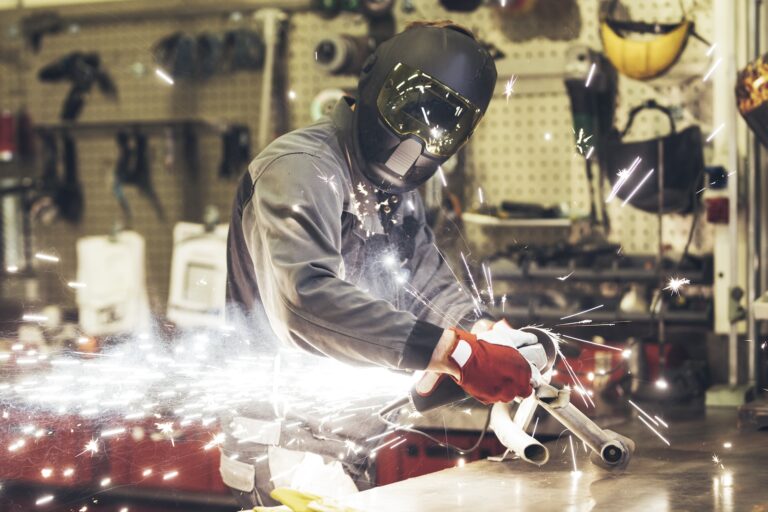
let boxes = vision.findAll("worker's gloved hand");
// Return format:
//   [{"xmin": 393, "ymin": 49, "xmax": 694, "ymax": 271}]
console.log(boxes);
[
  {"xmin": 475, "ymin": 319, "xmax": 538, "ymax": 348},
  {"xmin": 448, "ymin": 327, "xmax": 533, "ymax": 404},
  {"xmin": 479, "ymin": 320, "xmax": 551, "ymax": 388}
]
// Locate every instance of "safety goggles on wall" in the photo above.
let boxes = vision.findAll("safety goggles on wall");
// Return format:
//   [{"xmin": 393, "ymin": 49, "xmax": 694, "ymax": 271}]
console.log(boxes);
[
  {"xmin": 600, "ymin": 0, "xmax": 710, "ymax": 80},
  {"xmin": 376, "ymin": 62, "xmax": 483, "ymax": 156}
]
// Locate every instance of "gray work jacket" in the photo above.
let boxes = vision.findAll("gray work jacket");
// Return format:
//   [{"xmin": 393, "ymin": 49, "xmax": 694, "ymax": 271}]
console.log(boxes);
[{"xmin": 226, "ymin": 98, "xmax": 483, "ymax": 371}]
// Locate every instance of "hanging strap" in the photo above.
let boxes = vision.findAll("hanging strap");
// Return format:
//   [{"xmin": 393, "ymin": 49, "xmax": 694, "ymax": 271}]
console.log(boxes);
[{"xmin": 621, "ymin": 99, "xmax": 676, "ymax": 138}]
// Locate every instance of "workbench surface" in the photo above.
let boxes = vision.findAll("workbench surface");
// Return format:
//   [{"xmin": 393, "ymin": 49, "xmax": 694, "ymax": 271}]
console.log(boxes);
[{"xmin": 345, "ymin": 408, "xmax": 768, "ymax": 512}]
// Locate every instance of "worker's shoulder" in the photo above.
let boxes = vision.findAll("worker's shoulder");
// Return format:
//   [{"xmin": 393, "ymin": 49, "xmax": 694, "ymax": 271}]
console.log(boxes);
[{"xmin": 248, "ymin": 118, "xmax": 346, "ymax": 182}]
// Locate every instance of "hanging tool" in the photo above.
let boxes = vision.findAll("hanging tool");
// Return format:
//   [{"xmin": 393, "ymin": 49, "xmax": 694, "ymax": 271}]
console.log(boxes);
[
  {"xmin": 38, "ymin": 52, "xmax": 117, "ymax": 121},
  {"xmin": 113, "ymin": 131, "xmax": 165, "ymax": 226},
  {"xmin": 56, "ymin": 132, "xmax": 84, "ymax": 223},
  {"xmin": 564, "ymin": 45, "xmax": 618, "ymax": 232}
]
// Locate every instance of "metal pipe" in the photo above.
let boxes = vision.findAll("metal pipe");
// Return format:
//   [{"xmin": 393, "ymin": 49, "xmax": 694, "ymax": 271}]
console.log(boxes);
[
  {"xmin": 750, "ymin": 0, "xmax": 765, "ymax": 390},
  {"xmin": 537, "ymin": 399, "xmax": 629, "ymax": 467},
  {"xmin": 490, "ymin": 403, "xmax": 549, "ymax": 466},
  {"xmin": 712, "ymin": 0, "xmax": 741, "ymax": 387}
]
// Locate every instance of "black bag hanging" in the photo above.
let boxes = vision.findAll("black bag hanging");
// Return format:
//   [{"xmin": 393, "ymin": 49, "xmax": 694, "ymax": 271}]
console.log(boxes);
[{"xmin": 599, "ymin": 99, "xmax": 704, "ymax": 214}]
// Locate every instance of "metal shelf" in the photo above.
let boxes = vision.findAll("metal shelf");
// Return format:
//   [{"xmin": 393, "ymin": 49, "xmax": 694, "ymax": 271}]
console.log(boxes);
[
  {"xmin": 462, "ymin": 212, "xmax": 572, "ymax": 228},
  {"xmin": 34, "ymin": 118, "xmax": 226, "ymax": 135},
  {"xmin": 495, "ymin": 306, "xmax": 712, "ymax": 325},
  {"xmin": 489, "ymin": 263, "xmax": 712, "ymax": 285}
]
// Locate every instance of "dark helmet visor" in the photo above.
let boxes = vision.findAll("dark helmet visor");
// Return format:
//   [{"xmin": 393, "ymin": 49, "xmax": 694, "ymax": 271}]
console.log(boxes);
[{"xmin": 376, "ymin": 62, "xmax": 484, "ymax": 157}]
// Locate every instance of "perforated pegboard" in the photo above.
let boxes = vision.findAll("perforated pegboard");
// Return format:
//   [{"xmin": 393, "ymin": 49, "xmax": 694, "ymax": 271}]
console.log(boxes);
[{"xmin": 0, "ymin": 0, "xmax": 717, "ymax": 312}]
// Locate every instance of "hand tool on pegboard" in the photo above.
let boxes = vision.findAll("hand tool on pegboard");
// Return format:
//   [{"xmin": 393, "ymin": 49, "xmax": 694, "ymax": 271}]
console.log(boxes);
[
  {"xmin": 37, "ymin": 52, "xmax": 117, "ymax": 121},
  {"xmin": 113, "ymin": 130, "xmax": 165, "ymax": 226}
]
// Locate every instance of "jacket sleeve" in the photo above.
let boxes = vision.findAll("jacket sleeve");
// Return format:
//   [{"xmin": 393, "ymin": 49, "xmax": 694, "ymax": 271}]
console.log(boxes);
[
  {"xmin": 241, "ymin": 154, "xmax": 443, "ymax": 370},
  {"xmin": 401, "ymin": 192, "xmax": 493, "ymax": 330}
]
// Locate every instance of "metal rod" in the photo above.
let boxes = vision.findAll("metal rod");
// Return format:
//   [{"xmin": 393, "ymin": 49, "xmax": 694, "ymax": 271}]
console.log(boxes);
[
  {"xmin": 745, "ymin": 0, "xmax": 763, "ymax": 387},
  {"xmin": 657, "ymin": 139, "xmax": 666, "ymax": 372}
]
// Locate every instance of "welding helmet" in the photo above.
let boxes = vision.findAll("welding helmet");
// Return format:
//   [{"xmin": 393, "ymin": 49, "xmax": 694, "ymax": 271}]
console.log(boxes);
[
  {"xmin": 354, "ymin": 25, "xmax": 496, "ymax": 194},
  {"xmin": 600, "ymin": 0, "xmax": 709, "ymax": 80}
]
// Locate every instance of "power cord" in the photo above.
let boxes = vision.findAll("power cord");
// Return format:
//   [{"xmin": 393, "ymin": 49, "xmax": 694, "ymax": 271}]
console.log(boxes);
[{"xmin": 377, "ymin": 402, "xmax": 493, "ymax": 455}]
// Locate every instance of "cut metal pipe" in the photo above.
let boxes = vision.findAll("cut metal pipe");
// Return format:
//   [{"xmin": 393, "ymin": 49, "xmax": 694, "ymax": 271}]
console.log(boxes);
[
  {"xmin": 537, "ymin": 398, "xmax": 629, "ymax": 467},
  {"xmin": 490, "ymin": 402, "xmax": 549, "ymax": 466}
]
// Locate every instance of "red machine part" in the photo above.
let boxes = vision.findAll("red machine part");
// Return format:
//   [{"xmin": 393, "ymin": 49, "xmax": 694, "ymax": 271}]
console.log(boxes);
[
  {"xmin": 375, "ymin": 430, "xmax": 505, "ymax": 486},
  {"xmin": 106, "ymin": 420, "xmax": 227, "ymax": 494},
  {"xmin": 0, "ymin": 413, "xmax": 100, "ymax": 486}
]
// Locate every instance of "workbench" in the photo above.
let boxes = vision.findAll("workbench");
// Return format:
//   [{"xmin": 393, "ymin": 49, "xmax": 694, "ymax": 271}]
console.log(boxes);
[{"xmin": 345, "ymin": 408, "xmax": 768, "ymax": 512}]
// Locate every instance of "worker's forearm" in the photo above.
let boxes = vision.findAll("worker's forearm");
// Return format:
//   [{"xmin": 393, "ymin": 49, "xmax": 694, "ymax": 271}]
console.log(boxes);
[{"xmin": 426, "ymin": 328, "xmax": 460, "ymax": 379}]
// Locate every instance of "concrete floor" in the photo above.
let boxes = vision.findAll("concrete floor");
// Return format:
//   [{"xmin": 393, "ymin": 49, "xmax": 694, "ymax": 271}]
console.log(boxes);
[{"xmin": 345, "ymin": 407, "xmax": 768, "ymax": 512}]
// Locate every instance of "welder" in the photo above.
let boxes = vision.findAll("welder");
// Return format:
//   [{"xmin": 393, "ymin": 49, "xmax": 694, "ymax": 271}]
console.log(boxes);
[{"xmin": 223, "ymin": 21, "xmax": 538, "ymax": 508}]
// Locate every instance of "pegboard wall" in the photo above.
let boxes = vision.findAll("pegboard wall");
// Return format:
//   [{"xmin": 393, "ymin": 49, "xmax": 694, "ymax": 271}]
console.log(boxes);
[{"xmin": 0, "ymin": 0, "xmax": 717, "ymax": 312}]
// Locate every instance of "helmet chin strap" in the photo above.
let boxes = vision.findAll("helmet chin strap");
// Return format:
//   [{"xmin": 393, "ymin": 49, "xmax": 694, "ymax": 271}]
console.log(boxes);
[{"xmin": 383, "ymin": 138, "xmax": 423, "ymax": 177}]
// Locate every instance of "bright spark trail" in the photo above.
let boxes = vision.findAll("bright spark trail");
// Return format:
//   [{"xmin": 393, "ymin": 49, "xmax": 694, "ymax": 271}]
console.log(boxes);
[
  {"xmin": 568, "ymin": 435, "xmax": 580, "ymax": 474},
  {"xmin": 638, "ymin": 415, "xmax": 671, "ymax": 446},
  {"xmin": 621, "ymin": 168, "xmax": 655, "ymax": 207},
  {"xmin": 606, "ymin": 157, "xmax": 641, "ymax": 202},
  {"xmin": 585, "ymin": 62, "xmax": 597, "ymax": 87},
  {"xmin": 504, "ymin": 75, "xmax": 518, "ymax": 101},
  {"xmin": 560, "ymin": 304, "xmax": 604, "ymax": 320},
  {"xmin": 559, "ymin": 333, "xmax": 623, "ymax": 352},
  {"xmin": 703, "ymin": 57, "xmax": 722, "ymax": 82},
  {"xmin": 707, "ymin": 123, "xmax": 725, "ymax": 142}
]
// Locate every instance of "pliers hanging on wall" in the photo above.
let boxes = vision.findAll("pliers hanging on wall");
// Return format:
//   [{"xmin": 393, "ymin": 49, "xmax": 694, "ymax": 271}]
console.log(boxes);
[{"xmin": 113, "ymin": 130, "xmax": 165, "ymax": 226}]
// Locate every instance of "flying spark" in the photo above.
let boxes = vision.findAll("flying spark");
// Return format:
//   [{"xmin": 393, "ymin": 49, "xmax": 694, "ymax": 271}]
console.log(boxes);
[
  {"xmin": 36, "ymin": 495, "xmax": 54, "ymax": 506},
  {"xmin": 638, "ymin": 415, "xmax": 671, "ymax": 446},
  {"xmin": 557, "ymin": 271, "xmax": 575, "ymax": 281},
  {"xmin": 621, "ymin": 168, "xmax": 655, "ymax": 207},
  {"xmin": 703, "ymin": 58, "xmax": 722, "ymax": 82},
  {"xmin": 607, "ymin": 157, "xmax": 641, "ymax": 202},
  {"xmin": 478, "ymin": 187, "xmax": 485, "ymax": 204},
  {"xmin": 504, "ymin": 75, "xmax": 518, "ymax": 101},
  {"xmin": 34, "ymin": 252, "xmax": 59, "ymax": 263},
  {"xmin": 155, "ymin": 67, "xmax": 174, "ymax": 85},
  {"xmin": 706, "ymin": 123, "xmax": 725, "ymax": 142},
  {"xmin": 569, "ymin": 435, "xmax": 579, "ymax": 474},
  {"xmin": 437, "ymin": 166, "xmax": 447, "ymax": 187},
  {"xmin": 560, "ymin": 304, "xmax": 603, "ymax": 320},
  {"xmin": 81, "ymin": 439, "xmax": 99, "ymax": 456},
  {"xmin": 664, "ymin": 277, "xmax": 691, "ymax": 295},
  {"xmin": 585, "ymin": 63, "xmax": 597, "ymax": 87}
]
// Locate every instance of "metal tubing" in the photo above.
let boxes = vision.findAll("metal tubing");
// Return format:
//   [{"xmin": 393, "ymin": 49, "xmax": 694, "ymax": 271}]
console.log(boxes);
[
  {"xmin": 490, "ymin": 403, "xmax": 549, "ymax": 466},
  {"xmin": 537, "ymin": 400, "xmax": 627, "ymax": 467},
  {"xmin": 713, "ymin": 0, "xmax": 741, "ymax": 386}
]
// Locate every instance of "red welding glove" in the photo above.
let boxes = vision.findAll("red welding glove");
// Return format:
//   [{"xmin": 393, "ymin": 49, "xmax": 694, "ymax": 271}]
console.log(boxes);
[{"xmin": 448, "ymin": 328, "xmax": 533, "ymax": 404}]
